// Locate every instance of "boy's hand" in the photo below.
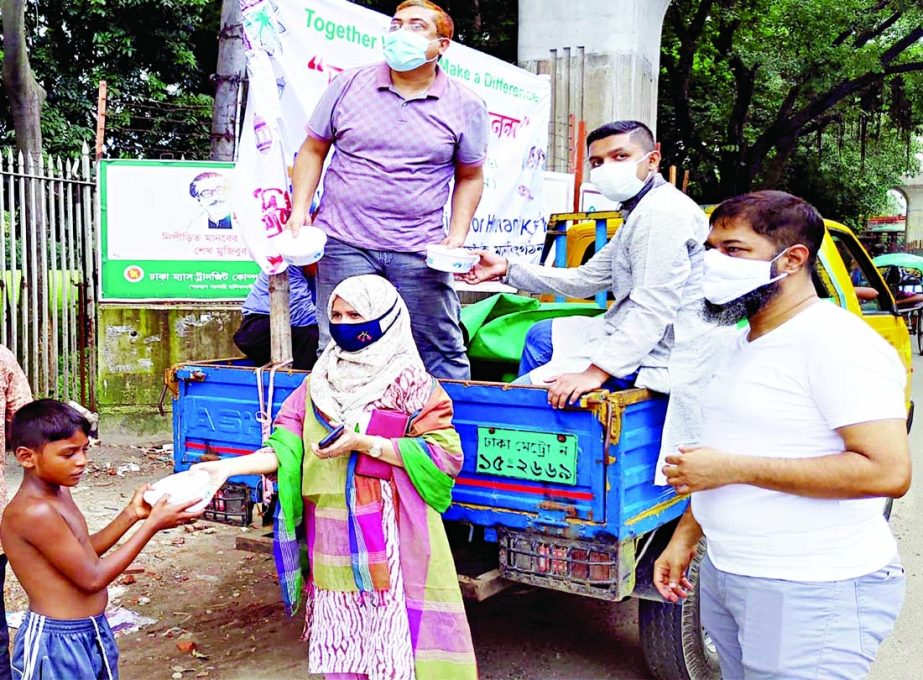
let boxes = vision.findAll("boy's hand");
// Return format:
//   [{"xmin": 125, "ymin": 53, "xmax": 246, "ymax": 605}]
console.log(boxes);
[
  {"xmin": 145, "ymin": 496, "xmax": 204, "ymax": 532},
  {"xmin": 127, "ymin": 484, "xmax": 153, "ymax": 522}
]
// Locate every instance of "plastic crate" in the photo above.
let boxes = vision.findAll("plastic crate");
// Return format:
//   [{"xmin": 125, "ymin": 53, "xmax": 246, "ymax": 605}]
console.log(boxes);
[{"xmin": 203, "ymin": 483, "xmax": 252, "ymax": 526}]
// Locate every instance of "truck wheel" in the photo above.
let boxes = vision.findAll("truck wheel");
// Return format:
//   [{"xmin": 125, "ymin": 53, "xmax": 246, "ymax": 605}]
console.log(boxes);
[{"xmin": 638, "ymin": 542, "xmax": 720, "ymax": 680}]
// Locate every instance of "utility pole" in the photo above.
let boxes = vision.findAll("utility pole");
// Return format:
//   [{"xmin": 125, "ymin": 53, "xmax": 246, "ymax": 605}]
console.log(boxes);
[{"xmin": 211, "ymin": 0, "xmax": 247, "ymax": 162}]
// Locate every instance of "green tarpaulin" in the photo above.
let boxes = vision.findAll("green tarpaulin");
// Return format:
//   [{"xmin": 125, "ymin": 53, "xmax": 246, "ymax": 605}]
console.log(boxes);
[{"xmin": 461, "ymin": 293, "xmax": 604, "ymax": 365}]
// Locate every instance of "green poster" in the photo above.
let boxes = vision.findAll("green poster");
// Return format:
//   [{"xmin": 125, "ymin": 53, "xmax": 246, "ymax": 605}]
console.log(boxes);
[{"xmin": 99, "ymin": 159, "xmax": 260, "ymax": 301}]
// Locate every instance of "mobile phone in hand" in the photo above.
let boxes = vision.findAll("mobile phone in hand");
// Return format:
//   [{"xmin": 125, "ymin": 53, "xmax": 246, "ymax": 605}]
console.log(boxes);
[{"xmin": 318, "ymin": 424, "xmax": 346, "ymax": 449}]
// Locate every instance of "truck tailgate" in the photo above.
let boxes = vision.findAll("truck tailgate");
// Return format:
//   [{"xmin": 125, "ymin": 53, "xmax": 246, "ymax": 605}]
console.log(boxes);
[
  {"xmin": 172, "ymin": 362, "xmax": 306, "ymax": 498},
  {"xmin": 443, "ymin": 383, "xmax": 608, "ymax": 523}
]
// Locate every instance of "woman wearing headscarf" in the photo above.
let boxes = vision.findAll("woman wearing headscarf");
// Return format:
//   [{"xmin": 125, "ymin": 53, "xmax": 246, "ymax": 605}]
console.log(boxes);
[{"xmin": 196, "ymin": 275, "xmax": 477, "ymax": 680}]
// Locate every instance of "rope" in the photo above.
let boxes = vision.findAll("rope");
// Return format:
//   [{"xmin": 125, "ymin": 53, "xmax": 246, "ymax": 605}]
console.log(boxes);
[
  {"xmin": 89, "ymin": 616, "xmax": 114, "ymax": 680},
  {"xmin": 635, "ymin": 527, "xmax": 659, "ymax": 566},
  {"xmin": 256, "ymin": 358, "xmax": 292, "ymax": 505}
]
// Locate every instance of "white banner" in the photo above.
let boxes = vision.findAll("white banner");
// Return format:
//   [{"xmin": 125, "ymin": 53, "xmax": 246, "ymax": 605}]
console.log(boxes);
[{"xmin": 235, "ymin": 0, "xmax": 551, "ymax": 274}]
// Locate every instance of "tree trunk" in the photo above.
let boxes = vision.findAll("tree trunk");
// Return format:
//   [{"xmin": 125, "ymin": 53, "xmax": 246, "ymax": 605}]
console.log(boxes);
[
  {"xmin": 759, "ymin": 136, "xmax": 798, "ymax": 189},
  {"xmin": 2, "ymin": 0, "xmax": 46, "ymax": 162},
  {"xmin": 210, "ymin": 0, "xmax": 247, "ymax": 161},
  {"xmin": 471, "ymin": 0, "xmax": 482, "ymax": 32},
  {"xmin": 715, "ymin": 154, "xmax": 754, "ymax": 199},
  {"xmin": 2, "ymin": 0, "xmax": 52, "ymax": 393}
]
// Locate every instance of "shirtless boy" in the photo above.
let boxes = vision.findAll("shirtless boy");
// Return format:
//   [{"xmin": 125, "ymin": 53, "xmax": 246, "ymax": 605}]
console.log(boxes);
[{"xmin": 1, "ymin": 400, "xmax": 202, "ymax": 680}]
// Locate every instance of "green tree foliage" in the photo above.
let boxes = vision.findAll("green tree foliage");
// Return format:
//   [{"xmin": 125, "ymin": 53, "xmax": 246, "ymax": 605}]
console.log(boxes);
[
  {"xmin": 659, "ymin": 0, "xmax": 923, "ymax": 225},
  {"xmin": 0, "ymin": 0, "xmax": 515, "ymax": 159},
  {"xmin": 352, "ymin": 0, "xmax": 517, "ymax": 63},
  {"xmin": 0, "ymin": 0, "xmax": 220, "ymax": 158},
  {"xmin": 8, "ymin": 0, "xmax": 915, "ymax": 231}
]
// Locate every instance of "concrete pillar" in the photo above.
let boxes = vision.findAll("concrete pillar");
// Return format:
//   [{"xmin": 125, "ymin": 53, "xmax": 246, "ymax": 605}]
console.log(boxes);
[
  {"xmin": 518, "ymin": 0, "xmax": 671, "ymax": 170},
  {"xmin": 903, "ymin": 159, "xmax": 923, "ymax": 252}
]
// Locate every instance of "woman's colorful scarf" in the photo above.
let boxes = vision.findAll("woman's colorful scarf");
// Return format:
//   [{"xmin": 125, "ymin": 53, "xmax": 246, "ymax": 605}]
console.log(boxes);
[
  {"xmin": 269, "ymin": 374, "xmax": 461, "ymax": 609},
  {"xmin": 269, "ymin": 374, "xmax": 474, "ymax": 678}
]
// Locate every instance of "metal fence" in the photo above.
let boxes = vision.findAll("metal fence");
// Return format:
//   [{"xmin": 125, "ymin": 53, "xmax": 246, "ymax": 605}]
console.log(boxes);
[{"xmin": 0, "ymin": 145, "xmax": 98, "ymax": 407}]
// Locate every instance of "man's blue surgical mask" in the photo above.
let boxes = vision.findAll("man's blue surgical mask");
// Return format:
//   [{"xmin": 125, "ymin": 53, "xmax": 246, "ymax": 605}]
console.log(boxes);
[
  {"xmin": 329, "ymin": 301, "xmax": 400, "ymax": 352},
  {"xmin": 383, "ymin": 29, "xmax": 440, "ymax": 72}
]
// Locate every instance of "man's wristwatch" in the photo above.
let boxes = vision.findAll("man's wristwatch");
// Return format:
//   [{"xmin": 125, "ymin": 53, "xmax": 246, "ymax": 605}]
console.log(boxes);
[{"xmin": 368, "ymin": 436, "xmax": 386, "ymax": 459}]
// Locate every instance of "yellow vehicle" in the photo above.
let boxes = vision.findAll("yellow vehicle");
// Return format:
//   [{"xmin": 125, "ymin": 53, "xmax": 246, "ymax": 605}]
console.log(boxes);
[{"xmin": 541, "ymin": 211, "xmax": 913, "ymax": 409}]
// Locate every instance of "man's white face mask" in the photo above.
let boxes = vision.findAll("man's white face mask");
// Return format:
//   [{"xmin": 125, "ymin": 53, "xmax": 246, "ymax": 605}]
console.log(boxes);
[
  {"xmin": 701, "ymin": 248, "xmax": 790, "ymax": 305},
  {"xmin": 589, "ymin": 152, "xmax": 652, "ymax": 203}
]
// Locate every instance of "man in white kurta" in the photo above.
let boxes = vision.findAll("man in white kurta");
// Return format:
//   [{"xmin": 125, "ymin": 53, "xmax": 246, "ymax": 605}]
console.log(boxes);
[{"xmin": 464, "ymin": 121, "xmax": 730, "ymax": 481}]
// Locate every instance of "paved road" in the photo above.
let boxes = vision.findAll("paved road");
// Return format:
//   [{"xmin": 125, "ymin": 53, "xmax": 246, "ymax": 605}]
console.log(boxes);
[
  {"xmin": 869, "ymin": 352, "xmax": 923, "ymax": 680},
  {"xmin": 469, "ymin": 354, "xmax": 923, "ymax": 680}
]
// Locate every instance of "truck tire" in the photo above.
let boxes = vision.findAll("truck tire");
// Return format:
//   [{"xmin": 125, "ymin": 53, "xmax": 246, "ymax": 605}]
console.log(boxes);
[{"xmin": 638, "ymin": 541, "xmax": 720, "ymax": 680}]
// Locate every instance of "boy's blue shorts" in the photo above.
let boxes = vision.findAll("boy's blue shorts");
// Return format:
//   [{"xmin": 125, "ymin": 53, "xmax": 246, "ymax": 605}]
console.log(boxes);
[{"xmin": 12, "ymin": 611, "xmax": 119, "ymax": 680}]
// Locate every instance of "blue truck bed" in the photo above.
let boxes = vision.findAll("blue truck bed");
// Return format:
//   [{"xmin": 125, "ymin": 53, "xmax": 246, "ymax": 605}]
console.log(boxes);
[
  {"xmin": 444, "ymin": 380, "xmax": 680, "ymax": 541},
  {"xmin": 170, "ymin": 360, "xmax": 686, "ymax": 548}
]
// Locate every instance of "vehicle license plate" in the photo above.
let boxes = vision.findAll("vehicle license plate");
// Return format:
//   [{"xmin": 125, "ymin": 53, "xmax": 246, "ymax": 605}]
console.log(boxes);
[{"xmin": 476, "ymin": 427, "xmax": 578, "ymax": 486}]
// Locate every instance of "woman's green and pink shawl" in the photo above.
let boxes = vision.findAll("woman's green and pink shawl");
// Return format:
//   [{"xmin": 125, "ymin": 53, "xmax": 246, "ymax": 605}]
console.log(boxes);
[{"xmin": 267, "ymin": 374, "xmax": 476, "ymax": 679}]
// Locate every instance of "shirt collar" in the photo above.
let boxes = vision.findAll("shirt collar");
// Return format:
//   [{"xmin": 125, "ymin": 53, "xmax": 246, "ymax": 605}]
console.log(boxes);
[
  {"xmin": 428, "ymin": 65, "xmax": 448, "ymax": 97},
  {"xmin": 375, "ymin": 61, "xmax": 392, "ymax": 89},
  {"xmin": 375, "ymin": 61, "xmax": 447, "ymax": 99},
  {"xmin": 620, "ymin": 173, "xmax": 666, "ymax": 218}
]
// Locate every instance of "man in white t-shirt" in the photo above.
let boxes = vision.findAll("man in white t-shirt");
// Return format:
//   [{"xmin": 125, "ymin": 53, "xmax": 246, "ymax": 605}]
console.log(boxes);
[{"xmin": 653, "ymin": 190, "xmax": 911, "ymax": 679}]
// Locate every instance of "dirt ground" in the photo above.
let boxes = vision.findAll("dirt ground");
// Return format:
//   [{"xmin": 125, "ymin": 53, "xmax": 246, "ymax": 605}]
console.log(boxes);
[
  {"xmin": 7, "ymin": 420, "xmax": 922, "ymax": 679},
  {"xmin": 8, "ymin": 350, "xmax": 923, "ymax": 680},
  {"xmin": 3, "ymin": 444, "xmax": 310, "ymax": 680},
  {"xmin": 3, "ymin": 443, "xmax": 646, "ymax": 680}
]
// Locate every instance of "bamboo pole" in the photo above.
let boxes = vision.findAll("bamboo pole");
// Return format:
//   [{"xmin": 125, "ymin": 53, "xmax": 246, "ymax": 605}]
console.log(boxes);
[
  {"xmin": 95, "ymin": 81, "xmax": 108, "ymax": 161},
  {"xmin": 80, "ymin": 144, "xmax": 97, "ymax": 409},
  {"xmin": 572, "ymin": 119, "xmax": 586, "ymax": 212},
  {"xmin": 269, "ymin": 271, "xmax": 292, "ymax": 364}
]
